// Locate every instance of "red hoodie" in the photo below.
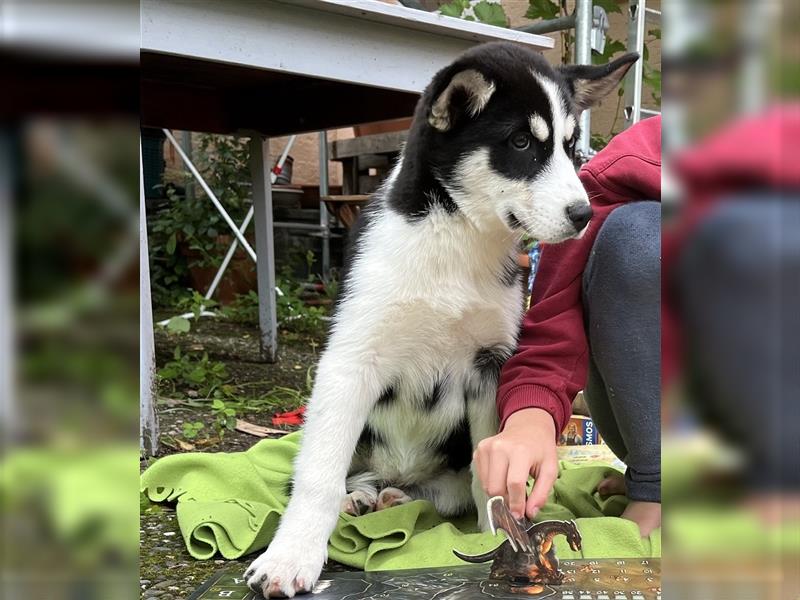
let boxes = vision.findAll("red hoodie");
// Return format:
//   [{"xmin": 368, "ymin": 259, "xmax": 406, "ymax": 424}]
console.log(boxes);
[{"xmin": 496, "ymin": 116, "xmax": 662, "ymax": 435}]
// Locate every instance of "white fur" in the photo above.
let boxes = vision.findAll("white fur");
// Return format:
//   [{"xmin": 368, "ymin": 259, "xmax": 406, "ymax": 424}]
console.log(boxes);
[
  {"xmin": 564, "ymin": 114, "xmax": 577, "ymax": 141},
  {"xmin": 529, "ymin": 113, "xmax": 550, "ymax": 142}
]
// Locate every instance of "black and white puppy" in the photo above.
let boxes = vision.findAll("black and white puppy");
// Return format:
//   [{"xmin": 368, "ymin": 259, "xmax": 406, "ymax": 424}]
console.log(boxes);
[{"xmin": 246, "ymin": 42, "xmax": 637, "ymax": 597}]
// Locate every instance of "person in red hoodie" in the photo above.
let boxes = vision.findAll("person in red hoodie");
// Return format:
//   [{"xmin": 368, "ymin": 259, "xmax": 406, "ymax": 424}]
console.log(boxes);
[{"xmin": 473, "ymin": 116, "xmax": 662, "ymax": 536}]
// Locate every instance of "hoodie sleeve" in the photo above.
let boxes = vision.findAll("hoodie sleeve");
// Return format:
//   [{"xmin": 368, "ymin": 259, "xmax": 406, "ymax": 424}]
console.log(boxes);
[{"xmin": 496, "ymin": 117, "xmax": 662, "ymax": 436}]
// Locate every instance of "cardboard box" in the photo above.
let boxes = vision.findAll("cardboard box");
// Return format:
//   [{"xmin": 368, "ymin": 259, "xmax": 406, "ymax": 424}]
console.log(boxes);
[{"xmin": 558, "ymin": 415, "xmax": 602, "ymax": 446}]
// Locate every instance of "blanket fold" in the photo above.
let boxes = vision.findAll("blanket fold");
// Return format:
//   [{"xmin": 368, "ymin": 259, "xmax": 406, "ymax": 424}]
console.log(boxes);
[{"xmin": 141, "ymin": 433, "xmax": 660, "ymax": 570}]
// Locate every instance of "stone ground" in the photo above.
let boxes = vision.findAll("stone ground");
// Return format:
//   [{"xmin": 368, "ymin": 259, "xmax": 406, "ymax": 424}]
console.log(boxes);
[{"xmin": 140, "ymin": 316, "xmax": 340, "ymax": 599}]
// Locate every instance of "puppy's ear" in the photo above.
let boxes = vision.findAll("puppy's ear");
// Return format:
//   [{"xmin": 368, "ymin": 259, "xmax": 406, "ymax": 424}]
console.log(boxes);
[
  {"xmin": 559, "ymin": 53, "xmax": 639, "ymax": 111},
  {"xmin": 428, "ymin": 69, "xmax": 496, "ymax": 132}
]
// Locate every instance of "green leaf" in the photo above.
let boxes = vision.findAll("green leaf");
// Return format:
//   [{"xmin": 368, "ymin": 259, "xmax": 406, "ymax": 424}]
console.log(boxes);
[
  {"xmin": 473, "ymin": 1, "xmax": 508, "ymax": 27},
  {"xmin": 643, "ymin": 64, "xmax": 662, "ymax": 95},
  {"xmin": 439, "ymin": 0, "xmax": 469, "ymax": 18},
  {"xmin": 648, "ymin": 28, "xmax": 661, "ymax": 40},
  {"xmin": 212, "ymin": 398, "xmax": 225, "ymax": 410},
  {"xmin": 526, "ymin": 0, "xmax": 560, "ymax": 20},
  {"xmin": 592, "ymin": 39, "xmax": 627, "ymax": 64},
  {"xmin": 166, "ymin": 232, "xmax": 177, "ymax": 255},
  {"xmin": 187, "ymin": 367, "xmax": 207, "ymax": 383},
  {"xmin": 166, "ymin": 316, "xmax": 191, "ymax": 334},
  {"xmin": 225, "ymin": 416, "xmax": 237, "ymax": 430},
  {"xmin": 158, "ymin": 366, "xmax": 178, "ymax": 379},
  {"xmin": 593, "ymin": 0, "xmax": 622, "ymax": 15}
]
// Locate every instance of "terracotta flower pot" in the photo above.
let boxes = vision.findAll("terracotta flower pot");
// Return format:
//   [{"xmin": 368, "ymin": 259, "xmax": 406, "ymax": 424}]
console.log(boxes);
[{"xmin": 180, "ymin": 235, "xmax": 257, "ymax": 304}]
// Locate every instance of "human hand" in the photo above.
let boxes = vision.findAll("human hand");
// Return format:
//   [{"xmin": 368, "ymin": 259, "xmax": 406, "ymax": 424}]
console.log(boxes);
[{"xmin": 473, "ymin": 408, "xmax": 558, "ymax": 520}]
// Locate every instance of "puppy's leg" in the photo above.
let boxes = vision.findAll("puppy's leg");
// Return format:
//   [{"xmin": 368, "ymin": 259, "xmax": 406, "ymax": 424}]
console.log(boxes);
[
  {"xmin": 467, "ymin": 391, "xmax": 501, "ymax": 532},
  {"xmin": 245, "ymin": 357, "xmax": 384, "ymax": 597}
]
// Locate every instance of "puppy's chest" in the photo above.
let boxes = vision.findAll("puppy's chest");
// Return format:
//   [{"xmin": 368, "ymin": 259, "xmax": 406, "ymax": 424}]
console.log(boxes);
[
  {"xmin": 360, "ymin": 372, "xmax": 472, "ymax": 483},
  {"xmin": 380, "ymin": 276, "xmax": 520, "ymax": 355},
  {"xmin": 358, "ymin": 340, "xmax": 506, "ymax": 482}
]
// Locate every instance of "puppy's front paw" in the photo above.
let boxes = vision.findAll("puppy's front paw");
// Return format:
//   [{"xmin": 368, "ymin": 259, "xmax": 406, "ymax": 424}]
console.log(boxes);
[
  {"xmin": 376, "ymin": 487, "xmax": 412, "ymax": 511},
  {"xmin": 244, "ymin": 538, "xmax": 325, "ymax": 598},
  {"xmin": 341, "ymin": 490, "xmax": 376, "ymax": 516}
]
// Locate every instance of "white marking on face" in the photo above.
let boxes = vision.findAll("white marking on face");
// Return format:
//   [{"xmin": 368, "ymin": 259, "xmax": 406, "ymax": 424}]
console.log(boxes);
[
  {"xmin": 529, "ymin": 113, "xmax": 550, "ymax": 142},
  {"xmin": 530, "ymin": 71, "xmax": 570, "ymax": 143},
  {"xmin": 565, "ymin": 114, "xmax": 576, "ymax": 141}
]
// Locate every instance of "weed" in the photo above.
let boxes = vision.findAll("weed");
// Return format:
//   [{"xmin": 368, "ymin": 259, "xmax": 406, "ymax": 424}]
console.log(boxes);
[
  {"xmin": 163, "ymin": 291, "xmax": 219, "ymax": 334},
  {"xmin": 211, "ymin": 398, "xmax": 237, "ymax": 437},
  {"xmin": 177, "ymin": 290, "xmax": 219, "ymax": 320},
  {"xmin": 221, "ymin": 277, "xmax": 330, "ymax": 338},
  {"xmin": 158, "ymin": 346, "xmax": 229, "ymax": 397},
  {"xmin": 182, "ymin": 421, "xmax": 205, "ymax": 440}
]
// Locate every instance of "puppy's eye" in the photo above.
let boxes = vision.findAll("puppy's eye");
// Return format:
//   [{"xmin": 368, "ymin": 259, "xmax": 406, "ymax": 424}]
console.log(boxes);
[
  {"xmin": 510, "ymin": 132, "xmax": 531, "ymax": 150},
  {"xmin": 565, "ymin": 138, "xmax": 577, "ymax": 155}
]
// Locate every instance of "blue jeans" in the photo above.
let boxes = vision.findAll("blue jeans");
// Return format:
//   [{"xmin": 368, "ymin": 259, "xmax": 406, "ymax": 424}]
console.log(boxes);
[{"xmin": 582, "ymin": 201, "xmax": 661, "ymax": 502}]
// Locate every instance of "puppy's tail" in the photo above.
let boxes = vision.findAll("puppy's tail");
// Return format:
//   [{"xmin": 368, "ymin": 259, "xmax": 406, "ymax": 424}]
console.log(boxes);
[{"xmin": 452, "ymin": 547, "xmax": 498, "ymax": 563}]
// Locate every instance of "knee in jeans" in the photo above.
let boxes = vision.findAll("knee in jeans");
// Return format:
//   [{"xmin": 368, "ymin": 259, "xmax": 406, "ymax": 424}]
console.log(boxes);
[
  {"xmin": 591, "ymin": 202, "xmax": 660, "ymax": 293},
  {"xmin": 685, "ymin": 199, "xmax": 790, "ymax": 278}
]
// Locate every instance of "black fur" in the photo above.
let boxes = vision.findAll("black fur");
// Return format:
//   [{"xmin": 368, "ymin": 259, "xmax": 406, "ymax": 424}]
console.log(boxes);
[
  {"xmin": 433, "ymin": 418, "xmax": 473, "ymax": 472},
  {"xmin": 376, "ymin": 385, "xmax": 395, "ymax": 407},
  {"xmin": 331, "ymin": 199, "xmax": 383, "ymax": 316},
  {"xmin": 474, "ymin": 344, "xmax": 515, "ymax": 384},
  {"xmin": 506, "ymin": 211, "xmax": 523, "ymax": 229},
  {"xmin": 424, "ymin": 377, "xmax": 449, "ymax": 411},
  {"xmin": 357, "ymin": 423, "xmax": 385, "ymax": 452},
  {"xmin": 388, "ymin": 42, "xmax": 579, "ymax": 221},
  {"xmin": 499, "ymin": 254, "xmax": 520, "ymax": 287}
]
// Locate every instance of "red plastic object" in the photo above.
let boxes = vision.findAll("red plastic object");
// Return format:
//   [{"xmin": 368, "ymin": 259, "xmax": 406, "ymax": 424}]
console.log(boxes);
[{"xmin": 271, "ymin": 406, "xmax": 305, "ymax": 426}]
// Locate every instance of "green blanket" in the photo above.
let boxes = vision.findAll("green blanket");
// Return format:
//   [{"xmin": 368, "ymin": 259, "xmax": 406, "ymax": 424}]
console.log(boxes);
[{"xmin": 141, "ymin": 433, "xmax": 660, "ymax": 570}]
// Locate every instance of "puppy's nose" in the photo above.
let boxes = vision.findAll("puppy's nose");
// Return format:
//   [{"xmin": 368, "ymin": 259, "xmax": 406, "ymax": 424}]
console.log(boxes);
[{"xmin": 566, "ymin": 202, "xmax": 592, "ymax": 231}]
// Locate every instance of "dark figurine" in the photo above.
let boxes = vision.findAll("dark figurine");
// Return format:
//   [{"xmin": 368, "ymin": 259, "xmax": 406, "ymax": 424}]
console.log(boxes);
[{"xmin": 454, "ymin": 497, "xmax": 582, "ymax": 586}]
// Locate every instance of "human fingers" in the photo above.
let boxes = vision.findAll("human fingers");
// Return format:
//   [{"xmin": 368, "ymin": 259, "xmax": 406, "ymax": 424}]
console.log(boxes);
[
  {"xmin": 506, "ymin": 454, "xmax": 531, "ymax": 520},
  {"xmin": 525, "ymin": 458, "xmax": 557, "ymax": 519}
]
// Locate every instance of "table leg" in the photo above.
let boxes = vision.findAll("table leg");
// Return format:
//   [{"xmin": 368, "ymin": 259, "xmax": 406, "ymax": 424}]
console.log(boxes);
[
  {"xmin": 140, "ymin": 143, "xmax": 159, "ymax": 456},
  {"xmin": 249, "ymin": 135, "xmax": 278, "ymax": 363}
]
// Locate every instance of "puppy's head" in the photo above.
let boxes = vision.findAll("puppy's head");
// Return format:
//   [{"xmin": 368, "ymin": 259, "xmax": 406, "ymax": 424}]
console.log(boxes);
[{"xmin": 420, "ymin": 42, "xmax": 638, "ymax": 243}]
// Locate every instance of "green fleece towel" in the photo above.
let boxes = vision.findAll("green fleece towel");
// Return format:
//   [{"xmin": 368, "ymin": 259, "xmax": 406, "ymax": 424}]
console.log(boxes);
[{"xmin": 141, "ymin": 433, "xmax": 660, "ymax": 570}]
